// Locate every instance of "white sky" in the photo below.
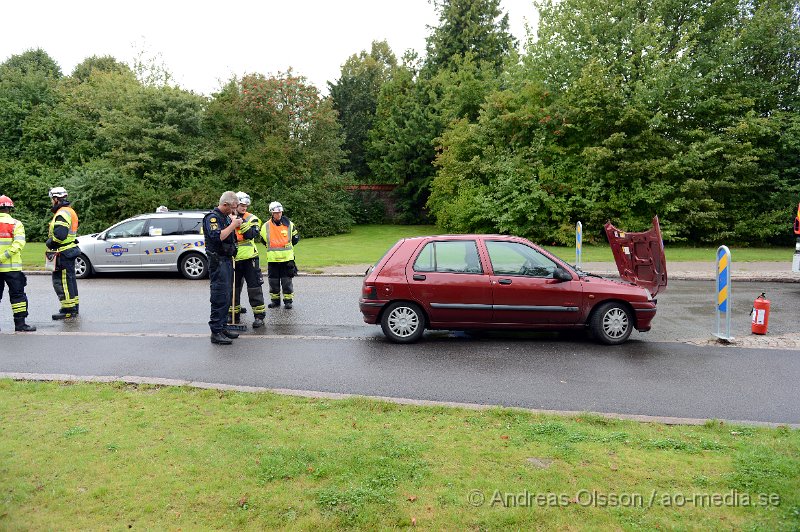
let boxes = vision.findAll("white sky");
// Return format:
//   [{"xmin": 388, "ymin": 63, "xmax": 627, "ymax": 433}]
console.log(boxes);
[{"xmin": 1, "ymin": 0, "xmax": 538, "ymax": 96}]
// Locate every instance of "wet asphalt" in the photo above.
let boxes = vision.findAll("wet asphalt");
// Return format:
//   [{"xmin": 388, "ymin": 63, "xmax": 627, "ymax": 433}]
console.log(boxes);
[{"xmin": 0, "ymin": 274, "xmax": 798, "ymax": 424}]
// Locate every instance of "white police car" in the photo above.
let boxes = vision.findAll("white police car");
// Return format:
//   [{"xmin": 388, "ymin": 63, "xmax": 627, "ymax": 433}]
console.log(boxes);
[{"xmin": 75, "ymin": 211, "xmax": 210, "ymax": 280}]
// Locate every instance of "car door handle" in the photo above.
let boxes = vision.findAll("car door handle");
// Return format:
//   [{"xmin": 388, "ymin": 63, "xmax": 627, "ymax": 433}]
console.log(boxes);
[
  {"xmin": 413, "ymin": 274, "xmax": 427, "ymax": 281},
  {"xmin": 498, "ymin": 279, "xmax": 512, "ymax": 285}
]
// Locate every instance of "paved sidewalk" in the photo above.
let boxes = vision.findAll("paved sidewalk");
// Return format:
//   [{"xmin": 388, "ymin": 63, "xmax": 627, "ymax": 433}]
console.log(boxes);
[{"xmin": 307, "ymin": 261, "xmax": 800, "ymax": 282}]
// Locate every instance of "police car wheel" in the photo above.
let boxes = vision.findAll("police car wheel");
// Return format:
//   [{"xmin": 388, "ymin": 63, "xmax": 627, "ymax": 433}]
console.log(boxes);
[
  {"xmin": 75, "ymin": 254, "xmax": 92, "ymax": 279},
  {"xmin": 180, "ymin": 252, "xmax": 208, "ymax": 280}
]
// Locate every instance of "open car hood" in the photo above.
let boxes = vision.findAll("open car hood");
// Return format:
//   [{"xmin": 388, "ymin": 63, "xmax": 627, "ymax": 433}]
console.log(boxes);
[{"xmin": 604, "ymin": 216, "xmax": 668, "ymax": 297}]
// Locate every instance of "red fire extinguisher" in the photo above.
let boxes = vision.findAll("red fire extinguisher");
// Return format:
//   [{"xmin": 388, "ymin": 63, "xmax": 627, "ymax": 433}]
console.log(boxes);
[{"xmin": 750, "ymin": 293, "xmax": 770, "ymax": 335}]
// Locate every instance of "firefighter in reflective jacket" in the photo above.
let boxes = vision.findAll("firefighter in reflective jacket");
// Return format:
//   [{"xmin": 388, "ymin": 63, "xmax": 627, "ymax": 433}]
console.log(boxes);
[
  {"xmin": 231, "ymin": 192, "xmax": 266, "ymax": 328},
  {"xmin": 0, "ymin": 195, "xmax": 36, "ymax": 332},
  {"xmin": 46, "ymin": 187, "xmax": 81, "ymax": 320},
  {"xmin": 260, "ymin": 201, "xmax": 299, "ymax": 309}
]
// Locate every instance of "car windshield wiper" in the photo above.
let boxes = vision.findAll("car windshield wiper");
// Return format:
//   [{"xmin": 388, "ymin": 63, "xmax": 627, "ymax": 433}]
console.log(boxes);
[{"xmin": 574, "ymin": 267, "xmax": 605, "ymax": 279}]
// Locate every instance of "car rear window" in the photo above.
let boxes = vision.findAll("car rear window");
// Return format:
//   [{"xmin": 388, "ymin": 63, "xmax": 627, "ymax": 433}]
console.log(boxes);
[
  {"xmin": 181, "ymin": 217, "xmax": 204, "ymax": 235},
  {"xmin": 146, "ymin": 217, "xmax": 182, "ymax": 237},
  {"xmin": 413, "ymin": 241, "xmax": 482, "ymax": 274}
]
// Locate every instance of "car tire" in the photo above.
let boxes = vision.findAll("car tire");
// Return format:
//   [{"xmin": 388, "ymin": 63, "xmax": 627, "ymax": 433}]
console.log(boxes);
[
  {"xmin": 180, "ymin": 252, "xmax": 208, "ymax": 280},
  {"xmin": 590, "ymin": 302, "xmax": 633, "ymax": 345},
  {"xmin": 75, "ymin": 254, "xmax": 92, "ymax": 279},
  {"xmin": 381, "ymin": 301, "xmax": 425, "ymax": 344}
]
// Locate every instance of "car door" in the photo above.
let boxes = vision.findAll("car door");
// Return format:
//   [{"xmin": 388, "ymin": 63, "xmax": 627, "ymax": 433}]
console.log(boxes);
[
  {"xmin": 407, "ymin": 240, "xmax": 493, "ymax": 326},
  {"xmin": 485, "ymin": 240, "xmax": 582, "ymax": 325},
  {"xmin": 96, "ymin": 218, "xmax": 146, "ymax": 270},
  {"xmin": 141, "ymin": 217, "xmax": 183, "ymax": 270}
]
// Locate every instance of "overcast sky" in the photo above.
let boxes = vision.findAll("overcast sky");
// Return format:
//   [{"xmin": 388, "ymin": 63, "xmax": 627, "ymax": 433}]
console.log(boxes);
[{"xmin": 1, "ymin": 0, "xmax": 538, "ymax": 96}]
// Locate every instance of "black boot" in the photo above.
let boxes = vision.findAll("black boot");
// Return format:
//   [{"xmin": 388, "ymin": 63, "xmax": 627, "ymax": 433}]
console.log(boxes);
[
  {"xmin": 210, "ymin": 332, "xmax": 232, "ymax": 345},
  {"xmin": 252, "ymin": 317, "xmax": 265, "ymax": 328},
  {"xmin": 283, "ymin": 300, "xmax": 293, "ymax": 310},
  {"xmin": 222, "ymin": 329, "xmax": 239, "ymax": 339},
  {"xmin": 14, "ymin": 318, "xmax": 36, "ymax": 332},
  {"xmin": 268, "ymin": 300, "xmax": 280, "ymax": 308},
  {"xmin": 52, "ymin": 305, "xmax": 79, "ymax": 320}
]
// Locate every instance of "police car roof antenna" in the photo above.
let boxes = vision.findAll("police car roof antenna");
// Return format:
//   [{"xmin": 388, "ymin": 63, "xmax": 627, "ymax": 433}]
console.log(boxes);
[{"xmin": 227, "ymin": 258, "xmax": 247, "ymax": 331}]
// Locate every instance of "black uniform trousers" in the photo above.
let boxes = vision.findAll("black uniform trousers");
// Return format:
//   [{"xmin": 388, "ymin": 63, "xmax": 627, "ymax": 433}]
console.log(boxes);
[
  {"xmin": 208, "ymin": 254, "xmax": 233, "ymax": 334},
  {"xmin": 0, "ymin": 271, "xmax": 29, "ymax": 318},
  {"xmin": 233, "ymin": 257, "xmax": 266, "ymax": 317},
  {"xmin": 53, "ymin": 251, "xmax": 79, "ymax": 311},
  {"xmin": 267, "ymin": 261, "xmax": 294, "ymax": 303}
]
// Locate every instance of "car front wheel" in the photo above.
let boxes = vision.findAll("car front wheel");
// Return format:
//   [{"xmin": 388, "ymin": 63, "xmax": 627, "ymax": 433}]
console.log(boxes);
[
  {"xmin": 381, "ymin": 302, "xmax": 425, "ymax": 343},
  {"xmin": 590, "ymin": 302, "xmax": 633, "ymax": 345},
  {"xmin": 180, "ymin": 252, "xmax": 208, "ymax": 280},
  {"xmin": 75, "ymin": 254, "xmax": 92, "ymax": 279}
]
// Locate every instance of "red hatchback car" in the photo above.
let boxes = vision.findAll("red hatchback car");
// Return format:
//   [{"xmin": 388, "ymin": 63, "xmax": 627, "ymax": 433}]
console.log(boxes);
[{"xmin": 360, "ymin": 218, "xmax": 667, "ymax": 345}]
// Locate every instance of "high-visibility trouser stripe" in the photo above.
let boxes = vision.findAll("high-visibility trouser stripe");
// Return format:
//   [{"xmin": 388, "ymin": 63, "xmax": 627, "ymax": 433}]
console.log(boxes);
[
  {"xmin": 229, "ymin": 305, "xmax": 242, "ymax": 312},
  {"xmin": 0, "ymin": 238, "xmax": 12, "ymax": 244},
  {"xmin": 59, "ymin": 270, "xmax": 79, "ymax": 309},
  {"xmin": 11, "ymin": 301, "xmax": 27, "ymax": 314},
  {"xmin": 268, "ymin": 246, "xmax": 292, "ymax": 251},
  {"xmin": 14, "ymin": 236, "xmax": 25, "ymax": 241},
  {"xmin": 0, "ymin": 263, "xmax": 23, "ymax": 271},
  {"xmin": 252, "ymin": 305, "xmax": 266, "ymax": 314},
  {"xmin": 283, "ymin": 293, "xmax": 294, "ymax": 300},
  {"xmin": 269, "ymin": 292, "xmax": 281, "ymax": 299}
]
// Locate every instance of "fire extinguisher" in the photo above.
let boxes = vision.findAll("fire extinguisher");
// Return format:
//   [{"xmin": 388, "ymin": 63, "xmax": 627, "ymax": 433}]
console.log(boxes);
[{"xmin": 750, "ymin": 293, "xmax": 770, "ymax": 335}]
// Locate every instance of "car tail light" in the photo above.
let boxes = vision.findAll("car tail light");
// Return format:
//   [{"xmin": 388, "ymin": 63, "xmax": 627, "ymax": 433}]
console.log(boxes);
[{"xmin": 362, "ymin": 284, "xmax": 378, "ymax": 300}]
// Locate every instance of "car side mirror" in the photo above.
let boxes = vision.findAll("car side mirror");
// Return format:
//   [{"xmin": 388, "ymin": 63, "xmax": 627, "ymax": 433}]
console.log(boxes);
[{"xmin": 548, "ymin": 267, "xmax": 572, "ymax": 283}]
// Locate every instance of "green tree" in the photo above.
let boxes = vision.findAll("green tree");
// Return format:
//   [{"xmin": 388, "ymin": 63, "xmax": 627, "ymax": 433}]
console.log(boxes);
[
  {"xmin": 329, "ymin": 40, "xmax": 397, "ymax": 180},
  {"xmin": 205, "ymin": 71, "xmax": 352, "ymax": 236},
  {"xmin": 71, "ymin": 55, "xmax": 132, "ymax": 83},
  {"xmin": 425, "ymin": 0, "xmax": 516, "ymax": 74}
]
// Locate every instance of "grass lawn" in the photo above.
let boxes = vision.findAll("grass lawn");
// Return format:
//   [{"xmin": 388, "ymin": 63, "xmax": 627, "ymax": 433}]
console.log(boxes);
[
  {"xmin": 0, "ymin": 380, "xmax": 797, "ymax": 529},
  {"xmin": 20, "ymin": 225, "xmax": 794, "ymax": 270}
]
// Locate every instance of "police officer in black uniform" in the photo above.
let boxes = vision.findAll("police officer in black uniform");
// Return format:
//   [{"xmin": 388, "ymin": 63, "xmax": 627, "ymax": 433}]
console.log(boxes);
[{"xmin": 203, "ymin": 191, "xmax": 243, "ymax": 345}]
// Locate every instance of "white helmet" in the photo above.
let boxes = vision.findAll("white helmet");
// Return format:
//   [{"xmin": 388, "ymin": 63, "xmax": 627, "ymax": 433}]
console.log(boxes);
[
  {"xmin": 49, "ymin": 186, "xmax": 68, "ymax": 199},
  {"xmin": 156, "ymin": 205, "xmax": 169, "ymax": 213},
  {"xmin": 236, "ymin": 191, "xmax": 251, "ymax": 206},
  {"xmin": 269, "ymin": 201, "xmax": 284, "ymax": 213}
]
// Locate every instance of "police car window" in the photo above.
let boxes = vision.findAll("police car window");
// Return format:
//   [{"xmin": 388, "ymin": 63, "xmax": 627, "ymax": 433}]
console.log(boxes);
[
  {"xmin": 146, "ymin": 217, "xmax": 181, "ymax": 237},
  {"xmin": 414, "ymin": 241, "xmax": 482, "ymax": 274},
  {"xmin": 486, "ymin": 241, "xmax": 557, "ymax": 278},
  {"xmin": 181, "ymin": 217, "xmax": 204, "ymax": 235},
  {"xmin": 106, "ymin": 219, "xmax": 146, "ymax": 239}
]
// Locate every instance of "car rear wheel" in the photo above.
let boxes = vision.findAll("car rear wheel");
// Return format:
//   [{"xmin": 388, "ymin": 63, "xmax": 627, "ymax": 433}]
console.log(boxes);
[
  {"xmin": 180, "ymin": 252, "xmax": 208, "ymax": 280},
  {"xmin": 75, "ymin": 254, "xmax": 92, "ymax": 279},
  {"xmin": 590, "ymin": 302, "xmax": 633, "ymax": 345},
  {"xmin": 381, "ymin": 302, "xmax": 425, "ymax": 343}
]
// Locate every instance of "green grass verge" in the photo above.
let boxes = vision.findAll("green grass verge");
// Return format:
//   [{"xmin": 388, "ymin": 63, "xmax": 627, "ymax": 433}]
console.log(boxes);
[
  {"xmin": 1, "ymin": 380, "xmax": 798, "ymax": 529},
  {"xmin": 20, "ymin": 226, "xmax": 794, "ymax": 270}
]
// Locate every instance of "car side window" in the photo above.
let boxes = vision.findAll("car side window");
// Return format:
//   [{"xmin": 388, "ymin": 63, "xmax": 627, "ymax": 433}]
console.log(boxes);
[
  {"xmin": 486, "ymin": 241, "xmax": 558, "ymax": 278},
  {"xmin": 105, "ymin": 219, "xmax": 146, "ymax": 240},
  {"xmin": 413, "ymin": 241, "xmax": 483, "ymax": 274},
  {"xmin": 181, "ymin": 217, "xmax": 204, "ymax": 235},
  {"xmin": 146, "ymin": 217, "xmax": 181, "ymax": 237}
]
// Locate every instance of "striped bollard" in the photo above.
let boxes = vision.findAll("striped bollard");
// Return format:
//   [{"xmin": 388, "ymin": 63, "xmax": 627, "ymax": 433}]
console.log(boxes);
[
  {"xmin": 714, "ymin": 245, "xmax": 733, "ymax": 341},
  {"xmin": 576, "ymin": 221, "xmax": 582, "ymax": 270}
]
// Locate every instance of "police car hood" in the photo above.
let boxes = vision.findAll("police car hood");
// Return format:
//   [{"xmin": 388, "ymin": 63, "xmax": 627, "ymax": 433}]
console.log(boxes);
[{"xmin": 604, "ymin": 216, "xmax": 668, "ymax": 297}]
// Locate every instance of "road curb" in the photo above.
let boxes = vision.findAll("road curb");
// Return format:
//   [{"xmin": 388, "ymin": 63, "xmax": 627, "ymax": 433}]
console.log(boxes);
[{"xmin": 2, "ymin": 372, "xmax": 796, "ymax": 429}]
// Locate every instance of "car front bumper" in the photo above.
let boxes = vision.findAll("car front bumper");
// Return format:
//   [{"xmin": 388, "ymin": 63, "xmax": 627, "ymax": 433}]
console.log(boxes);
[{"xmin": 631, "ymin": 301, "xmax": 658, "ymax": 332}]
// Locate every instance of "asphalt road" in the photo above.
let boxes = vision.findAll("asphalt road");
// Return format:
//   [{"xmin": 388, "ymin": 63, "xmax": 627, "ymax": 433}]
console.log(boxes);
[{"xmin": 1, "ymin": 274, "xmax": 798, "ymax": 424}]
